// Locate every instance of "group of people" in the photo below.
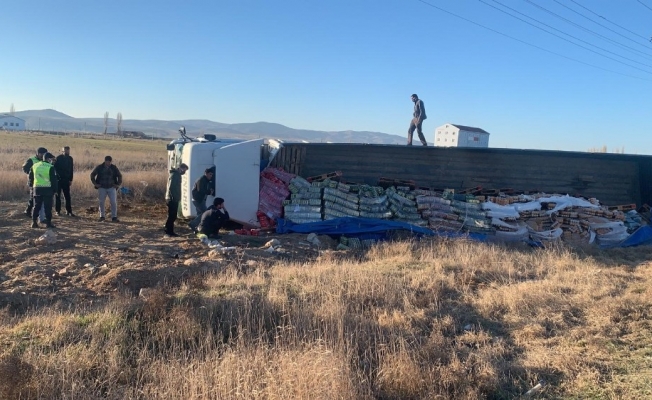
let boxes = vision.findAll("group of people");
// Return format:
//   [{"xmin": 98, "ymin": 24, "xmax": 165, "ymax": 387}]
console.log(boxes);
[
  {"xmin": 164, "ymin": 165, "xmax": 230, "ymax": 238},
  {"xmin": 22, "ymin": 147, "xmax": 123, "ymax": 228},
  {"xmin": 22, "ymin": 145, "xmax": 229, "ymax": 238},
  {"xmin": 22, "ymin": 146, "xmax": 74, "ymax": 228}
]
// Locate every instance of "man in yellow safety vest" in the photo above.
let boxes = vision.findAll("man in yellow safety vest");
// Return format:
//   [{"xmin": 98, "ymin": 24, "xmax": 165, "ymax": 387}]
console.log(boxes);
[
  {"xmin": 21, "ymin": 147, "xmax": 48, "ymax": 216},
  {"xmin": 28, "ymin": 152, "xmax": 59, "ymax": 228}
]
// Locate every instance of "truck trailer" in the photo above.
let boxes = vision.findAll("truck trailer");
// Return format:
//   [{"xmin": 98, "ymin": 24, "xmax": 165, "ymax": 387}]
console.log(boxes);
[{"xmin": 168, "ymin": 133, "xmax": 652, "ymax": 228}]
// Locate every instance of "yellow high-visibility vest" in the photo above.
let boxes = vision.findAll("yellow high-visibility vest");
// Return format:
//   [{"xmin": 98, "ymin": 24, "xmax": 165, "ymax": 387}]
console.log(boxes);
[{"xmin": 32, "ymin": 161, "xmax": 53, "ymax": 188}]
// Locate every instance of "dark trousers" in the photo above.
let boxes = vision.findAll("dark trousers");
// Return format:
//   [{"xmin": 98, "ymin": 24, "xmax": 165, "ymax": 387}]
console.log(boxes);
[
  {"xmin": 25, "ymin": 187, "xmax": 33, "ymax": 213},
  {"xmin": 55, "ymin": 181, "xmax": 72, "ymax": 214},
  {"xmin": 199, "ymin": 221, "xmax": 225, "ymax": 238},
  {"xmin": 32, "ymin": 194, "xmax": 53, "ymax": 223},
  {"xmin": 165, "ymin": 200, "xmax": 179, "ymax": 234},
  {"xmin": 408, "ymin": 118, "xmax": 427, "ymax": 146}
]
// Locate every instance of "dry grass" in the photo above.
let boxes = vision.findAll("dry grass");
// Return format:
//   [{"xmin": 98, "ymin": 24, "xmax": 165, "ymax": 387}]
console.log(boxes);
[
  {"xmin": 1, "ymin": 131, "xmax": 651, "ymax": 399},
  {"xmin": 0, "ymin": 240, "xmax": 651, "ymax": 399},
  {"xmin": 0, "ymin": 131, "xmax": 168, "ymax": 202}
]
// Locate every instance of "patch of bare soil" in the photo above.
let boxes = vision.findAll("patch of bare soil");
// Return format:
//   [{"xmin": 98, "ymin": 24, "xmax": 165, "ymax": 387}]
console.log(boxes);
[{"xmin": 0, "ymin": 201, "xmax": 334, "ymax": 313}]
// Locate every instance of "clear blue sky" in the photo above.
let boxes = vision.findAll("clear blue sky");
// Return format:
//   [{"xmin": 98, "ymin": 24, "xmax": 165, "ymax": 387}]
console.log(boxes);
[{"xmin": 1, "ymin": 0, "xmax": 650, "ymax": 153}]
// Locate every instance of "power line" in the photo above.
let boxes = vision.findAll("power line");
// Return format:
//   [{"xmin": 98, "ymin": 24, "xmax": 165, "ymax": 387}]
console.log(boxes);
[
  {"xmin": 554, "ymin": 0, "xmax": 652, "ymax": 48},
  {"xmin": 413, "ymin": 0, "xmax": 652, "ymax": 81},
  {"xmin": 480, "ymin": 0, "xmax": 652, "ymax": 72},
  {"xmin": 636, "ymin": 0, "xmax": 652, "ymax": 12},
  {"xmin": 568, "ymin": 0, "xmax": 650, "ymax": 42},
  {"xmin": 524, "ymin": 0, "xmax": 652, "ymax": 59}
]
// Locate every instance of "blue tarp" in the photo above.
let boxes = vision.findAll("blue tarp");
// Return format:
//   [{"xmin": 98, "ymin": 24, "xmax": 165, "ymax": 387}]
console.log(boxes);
[
  {"xmin": 276, "ymin": 217, "xmax": 487, "ymax": 241},
  {"xmin": 277, "ymin": 217, "xmax": 652, "ymax": 248},
  {"xmin": 602, "ymin": 225, "xmax": 652, "ymax": 248}
]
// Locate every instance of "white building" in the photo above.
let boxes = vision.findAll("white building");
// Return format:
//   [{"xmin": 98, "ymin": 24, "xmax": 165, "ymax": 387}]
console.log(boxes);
[
  {"xmin": 0, "ymin": 115, "xmax": 25, "ymax": 131},
  {"xmin": 434, "ymin": 123, "xmax": 490, "ymax": 148}
]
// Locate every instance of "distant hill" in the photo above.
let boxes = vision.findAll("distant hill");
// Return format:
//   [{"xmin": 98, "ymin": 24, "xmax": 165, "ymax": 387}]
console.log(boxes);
[
  {"xmin": 13, "ymin": 109, "xmax": 406, "ymax": 144},
  {"xmin": 15, "ymin": 109, "xmax": 73, "ymax": 119}
]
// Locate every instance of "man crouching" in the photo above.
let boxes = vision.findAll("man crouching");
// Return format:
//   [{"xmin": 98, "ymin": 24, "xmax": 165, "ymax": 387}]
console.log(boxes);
[{"xmin": 197, "ymin": 197, "xmax": 229, "ymax": 238}]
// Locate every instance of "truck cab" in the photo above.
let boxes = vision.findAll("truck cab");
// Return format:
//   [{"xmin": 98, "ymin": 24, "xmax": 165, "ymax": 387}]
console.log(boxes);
[{"xmin": 167, "ymin": 133, "xmax": 282, "ymax": 227}]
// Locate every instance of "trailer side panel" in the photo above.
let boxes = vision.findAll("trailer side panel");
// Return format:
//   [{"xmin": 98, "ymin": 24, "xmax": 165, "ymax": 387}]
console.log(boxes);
[{"xmin": 272, "ymin": 144, "xmax": 647, "ymax": 206}]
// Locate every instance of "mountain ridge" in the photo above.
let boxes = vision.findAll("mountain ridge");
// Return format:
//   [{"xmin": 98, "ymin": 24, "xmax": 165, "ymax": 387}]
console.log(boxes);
[{"xmin": 12, "ymin": 109, "xmax": 406, "ymax": 144}]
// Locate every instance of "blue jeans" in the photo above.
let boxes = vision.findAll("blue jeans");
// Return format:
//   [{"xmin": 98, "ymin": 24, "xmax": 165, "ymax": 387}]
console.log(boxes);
[
  {"xmin": 98, "ymin": 187, "xmax": 118, "ymax": 218},
  {"xmin": 189, "ymin": 199, "xmax": 207, "ymax": 229}
]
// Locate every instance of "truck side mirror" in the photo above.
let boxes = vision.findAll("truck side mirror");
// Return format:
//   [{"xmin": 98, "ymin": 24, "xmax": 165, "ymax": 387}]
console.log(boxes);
[{"xmin": 166, "ymin": 144, "xmax": 175, "ymax": 151}]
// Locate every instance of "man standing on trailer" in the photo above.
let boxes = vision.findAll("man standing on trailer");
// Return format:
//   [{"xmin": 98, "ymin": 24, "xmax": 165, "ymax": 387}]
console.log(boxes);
[
  {"xmin": 55, "ymin": 146, "xmax": 75, "ymax": 216},
  {"xmin": 407, "ymin": 94, "xmax": 428, "ymax": 146},
  {"xmin": 90, "ymin": 155, "xmax": 123, "ymax": 222},
  {"xmin": 22, "ymin": 147, "xmax": 48, "ymax": 216},
  {"xmin": 164, "ymin": 163, "xmax": 188, "ymax": 237}
]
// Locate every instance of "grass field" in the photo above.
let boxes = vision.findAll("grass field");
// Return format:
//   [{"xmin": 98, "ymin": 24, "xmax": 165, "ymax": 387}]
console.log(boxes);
[
  {"xmin": 0, "ymin": 131, "xmax": 168, "ymax": 203},
  {"xmin": 0, "ymin": 131, "xmax": 651, "ymax": 399}
]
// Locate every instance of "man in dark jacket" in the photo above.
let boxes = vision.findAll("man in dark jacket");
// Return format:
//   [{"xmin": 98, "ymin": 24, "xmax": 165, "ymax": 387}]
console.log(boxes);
[
  {"xmin": 54, "ymin": 146, "xmax": 75, "ymax": 216},
  {"xmin": 164, "ymin": 163, "xmax": 188, "ymax": 237},
  {"xmin": 188, "ymin": 167, "xmax": 215, "ymax": 231},
  {"xmin": 90, "ymin": 156, "xmax": 123, "ymax": 222},
  {"xmin": 28, "ymin": 152, "xmax": 59, "ymax": 228},
  {"xmin": 197, "ymin": 197, "xmax": 230, "ymax": 238},
  {"xmin": 407, "ymin": 94, "xmax": 428, "ymax": 146},
  {"xmin": 22, "ymin": 147, "xmax": 48, "ymax": 216}
]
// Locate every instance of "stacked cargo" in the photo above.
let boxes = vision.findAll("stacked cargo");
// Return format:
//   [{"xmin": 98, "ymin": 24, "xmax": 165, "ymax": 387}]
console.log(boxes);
[
  {"xmin": 358, "ymin": 185, "xmax": 393, "ymax": 220},
  {"xmin": 258, "ymin": 168, "xmax": 294, "ymax": 223},
  {"xmin": 386, "ymin": 186, "xmax": 427, "ymax": 226},
  {"xmin": 450, "ymin": 197, "xmax": 494, "ymax": 235},
  {"xmin": 283, "ymin": 176, "xmax": 323, "ymax": 223},
  {"xmin": 480, "ymin": 193, "xmax": 639, "ymax": 244},
  {"xmin": 323, "ymin": 181, "xmax": 361, "ymax": 220},
  {"xmin": 265, "ymin": 169, "xmax": 647, "ymax": 246},
  {"xmin": 415, "ymin": 191, "xmax": 461, "ymax": 232},
  {"xmin": 481, "ymin": 201, "xmax": 528, "ymax": 241}
]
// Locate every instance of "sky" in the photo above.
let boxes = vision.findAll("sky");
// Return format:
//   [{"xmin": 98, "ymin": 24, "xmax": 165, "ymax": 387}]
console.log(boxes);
[{"xmin": 1, "ymin": 0, "xmax": 651, "ymax": 153}]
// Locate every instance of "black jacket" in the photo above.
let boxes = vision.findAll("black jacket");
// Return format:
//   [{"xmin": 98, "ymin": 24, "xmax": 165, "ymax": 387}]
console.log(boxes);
[
  {"xmin": 90, "ymin": 164, "xmax": 123, "ymax": 189},
  {"xmin": 192, "ymin": 175, "xmax": 214, "ymax": 202},
  {"xmin": 165, "ymin": 169, "xmax": 183, "ymax": 202},
  {"xmin": 198, "ymin": 206, "xmax": 230, "ymax": 235},
  {"xmin": 55, "ymin": 154, "xmax": 74, "ymax": 183}
]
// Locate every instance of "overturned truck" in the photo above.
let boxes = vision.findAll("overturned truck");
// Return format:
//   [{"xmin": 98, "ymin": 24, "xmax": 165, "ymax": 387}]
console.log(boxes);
[{"xmin": 167, "ymin": 136, "xmax": 652, "ymax": 232}]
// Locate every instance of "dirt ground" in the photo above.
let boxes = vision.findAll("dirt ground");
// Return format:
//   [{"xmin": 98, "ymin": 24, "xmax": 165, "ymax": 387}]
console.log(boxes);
[{"xmin": 0, "ymin": 200, "xmax": 337, "ymax": 313}]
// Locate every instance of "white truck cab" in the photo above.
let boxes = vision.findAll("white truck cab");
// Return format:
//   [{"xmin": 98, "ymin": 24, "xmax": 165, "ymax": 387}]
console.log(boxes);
[{"xmin": 167, "ymin": 132, "xmax": 282, "ymax": 227}]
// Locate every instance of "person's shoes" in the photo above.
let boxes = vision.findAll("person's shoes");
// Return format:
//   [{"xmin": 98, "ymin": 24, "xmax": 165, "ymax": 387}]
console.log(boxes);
[
  {"xmin": 165, "ymin": 232, "xmax": 179, "ymax": 237},
  {"xmin": 56, "ymin": 211, "xmax": 62, "ymax": 216},
  {"xmin": 111, "ymin": 217, "xmax": 119, "ymax": 222},
  {"xmin": 31, "ymin": 221, "xmax": 39, "ymax": 228},
  {"xmin": 99, "ymin": 217, "xmax": 105, "ymax": 222},
  {"xmin": 67, "ymin": 212, "xmax": 76, "ymax": 217},
  {"xmin": 45, "ymin": 223, "xmax": 56, "ymax": 229}
]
